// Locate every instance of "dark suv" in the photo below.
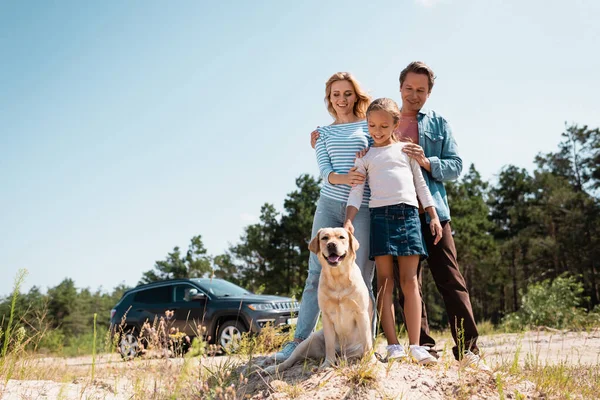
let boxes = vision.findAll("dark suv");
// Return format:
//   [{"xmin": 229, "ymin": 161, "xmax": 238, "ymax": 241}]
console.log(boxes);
[{"xmin": 110, "ymin": 278, "xmax": 299, "ymax": 358}]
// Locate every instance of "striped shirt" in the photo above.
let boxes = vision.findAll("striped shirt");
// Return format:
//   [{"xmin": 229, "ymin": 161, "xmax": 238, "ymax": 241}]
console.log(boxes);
[{"xmin": 315, "ymin": 121, "xmax": 371, "ymax": 206}]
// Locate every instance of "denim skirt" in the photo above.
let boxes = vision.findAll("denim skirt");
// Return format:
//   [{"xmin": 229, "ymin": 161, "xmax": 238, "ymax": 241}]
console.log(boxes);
[{"xmin": 369, "ymin": 203, "xmax": 428, "ymax": 260}]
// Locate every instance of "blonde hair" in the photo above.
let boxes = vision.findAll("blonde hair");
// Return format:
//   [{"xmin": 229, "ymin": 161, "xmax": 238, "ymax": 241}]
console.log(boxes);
[
  {"xmin": 366, "ymin": 98, "xmax": 401, "ymax": 123},
  {"xmin": 367, "ymin": 98, "xmax": 402, "ymax": 143},
  {"xmin": 324, "ymin": 72, "xmax": 371, "ymax": 120}
]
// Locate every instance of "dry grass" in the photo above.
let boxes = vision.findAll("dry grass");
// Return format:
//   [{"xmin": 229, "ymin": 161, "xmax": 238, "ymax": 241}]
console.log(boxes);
[
  {"xmin": 2, "ymin": 270, "xmax": 600, "ymax": 399},
  {"xmin": 2, "ymin": 320, "xmax": 600, "ymax": 399}
]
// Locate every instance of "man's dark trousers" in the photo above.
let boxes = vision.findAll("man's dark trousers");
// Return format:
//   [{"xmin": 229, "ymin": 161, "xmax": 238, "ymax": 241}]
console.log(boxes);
[{"xmin": 396, "ymin": 214, "xmax": 479, "ymax": 360}]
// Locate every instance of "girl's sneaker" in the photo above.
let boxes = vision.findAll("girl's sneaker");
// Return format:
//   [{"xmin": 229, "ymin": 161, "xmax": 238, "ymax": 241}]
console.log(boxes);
[
  {"xmin": 409, "ymin": 345, "xmax": 438, "ymax": 365},
  {"xmin": 386, "ymin": 344, "xmax": 408, "ymax": 361}
]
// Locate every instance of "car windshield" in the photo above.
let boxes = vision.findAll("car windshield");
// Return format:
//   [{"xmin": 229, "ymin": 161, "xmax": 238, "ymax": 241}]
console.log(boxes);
[{"xmin": 191, "ymin": 278, "xmax": 252, "ymax": 297}]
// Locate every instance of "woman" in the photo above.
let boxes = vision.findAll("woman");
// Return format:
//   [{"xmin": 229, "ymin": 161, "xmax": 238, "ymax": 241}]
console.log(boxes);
[{"xmin": 275, "ymin": 72, "xmax": 376, "ymax": 362}]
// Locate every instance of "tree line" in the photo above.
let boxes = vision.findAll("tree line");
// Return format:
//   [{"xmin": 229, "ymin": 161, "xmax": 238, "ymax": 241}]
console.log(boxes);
[
  {"xmin": 212, "ymin": 124, "xmax": 600, "ymax": 329},
  {"xmin": 2, "ymin": 124, "xmax": 599, "ymax": 352}
]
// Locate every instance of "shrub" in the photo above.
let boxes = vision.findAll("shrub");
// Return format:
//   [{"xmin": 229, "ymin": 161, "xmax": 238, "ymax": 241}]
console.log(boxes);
[
  {"xmin": 501, "ymin": 274, "xmax": 593, "ymax": 330},
  {"xmin": 36, "ymin": 329, "xmax": 66, "ymax": 354}
]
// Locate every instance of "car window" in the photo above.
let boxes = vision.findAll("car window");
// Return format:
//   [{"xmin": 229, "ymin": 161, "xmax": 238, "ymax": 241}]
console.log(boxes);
[
  {"xmin": 191, "ymin": 278, "xmax": 251, "ymax": 297},
  {"xmin": 173, "ymin": 284, "xmax": 200, "ymax": 303},
  {"xmin": 133, "ymin": 286, "xmax": 171, "ymax": 304},
  {"xmin": 119, "ymin": 292, "xmax": 134, "ymax": 306}
]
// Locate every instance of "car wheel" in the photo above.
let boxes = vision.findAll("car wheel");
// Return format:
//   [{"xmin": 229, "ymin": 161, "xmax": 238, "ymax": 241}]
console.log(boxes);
[
  {"xmin": 217, "ymin": 320, "xmax": 246, "ymax": 352},
  {"xmin": 119, "ymin": 330, "xmax": 140, "ymax": 360}
]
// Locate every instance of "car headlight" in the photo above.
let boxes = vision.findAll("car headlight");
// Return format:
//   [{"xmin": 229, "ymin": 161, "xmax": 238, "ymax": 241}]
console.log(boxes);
[{"xmin": 247, "ymin": 303, "xmax": 274, "ymax": 311}]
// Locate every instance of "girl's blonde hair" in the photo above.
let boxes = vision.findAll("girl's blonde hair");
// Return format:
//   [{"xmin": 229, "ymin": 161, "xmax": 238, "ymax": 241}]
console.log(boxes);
[
  {"xmin": 366, "ymin": 97, "xmax": 401, "ymax": 123},
  {"xmin": 324, "ymin": 72, "xmax": 371, "ymax": 120},
  {"xmin": 367, "ymin": 98, "xmax": 402, "ymax": 143}
]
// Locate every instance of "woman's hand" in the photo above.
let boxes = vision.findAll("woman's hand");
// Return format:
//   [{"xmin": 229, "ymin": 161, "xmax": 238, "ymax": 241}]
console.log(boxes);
[
  {"xmin": 402, "ymin": 143, "xmax": 431, "ymax": 171},
  {"xmin": 343, "ymin": 219, "xmax": 355, "ymax": 235},
  {"xmin": 429, "ymin": 217, "xmax": 443, "ymax": 245},
  {"xmin": 310, "ymin": 128, "xmax": 320, "ymax": 149},
  {"xmin": 346, "ymin": 167, "xmax": 366, "ymax": 186}
]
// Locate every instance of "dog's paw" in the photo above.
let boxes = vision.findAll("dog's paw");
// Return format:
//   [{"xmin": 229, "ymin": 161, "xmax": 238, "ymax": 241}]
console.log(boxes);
[
  {"xmin": 318, "ymin": 360, "xmax": 333, "ymax": 371},
  {"xmin": 253, "ymin": 357, "xmax": 272, "ymax": 368}
]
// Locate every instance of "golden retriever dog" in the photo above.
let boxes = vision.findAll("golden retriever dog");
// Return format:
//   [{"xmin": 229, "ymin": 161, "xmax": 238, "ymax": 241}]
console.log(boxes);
[{"xmin": 264, "ymin": 227, "xmax": 373, "ymax": 374}]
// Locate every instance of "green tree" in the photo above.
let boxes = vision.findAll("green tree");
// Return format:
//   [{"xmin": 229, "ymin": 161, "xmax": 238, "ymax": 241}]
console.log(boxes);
[
  {"xmin": 488, "ymin": 165, "xmax": 536, "ymax": 312},
  {"xmin": 212, "ymin": 253, "xmax": 240, "ymax": 284},
  {"xmin": 0, "ymin": 285, "xmax": 48, "ymax": 346},
  {"xmin": 215, "ymin": 174, "xmax": 321, "ymax": 297},
  {"xmin": 532, "ymin": 124, "xmax": 600, "ymax": 306},
  {"xmin": 224, "ymin": 203, "xmax": 284, "ymax": 293},
  {"xmin": 140, "ymin": 235, "xmax": 212, "ymax": 283},
  {"xmin": 47, "ymin": 279, "xmax": 78, "ymax": 324},
  {"xmin": 529, "ymin": 171, "xmax": 600, "ymax": 306},
  {"xmin": 445, "ymin": 164, "xmax": 499, "ymax": 321},
  {"xmin": 535, "ymin": 124, "xmax": 600, "ymax": 194},
  {"xmin": 279, "ymin": 174, "xmax": 321, "ymax": 296},
  {"xmin": 0, "ymin": 278, "xmax": 130, "ymax": 353}
]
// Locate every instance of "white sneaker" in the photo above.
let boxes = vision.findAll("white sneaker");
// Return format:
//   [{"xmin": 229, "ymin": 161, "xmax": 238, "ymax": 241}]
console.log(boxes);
[
  {"xmin": 386, "ymin": 344, "xmax": 408, "ymax": 361},
  {"xmin": 409, "ymin": 345, "xmax": 438, "ymax": 365},
  {"xmin": 462, "ymin": 350, "xmax": 491, "ymax": 372}
]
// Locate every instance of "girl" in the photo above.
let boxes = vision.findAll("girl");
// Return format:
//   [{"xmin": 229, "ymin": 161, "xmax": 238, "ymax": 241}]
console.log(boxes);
[
  {"xmin": 343, "ymin": 98, "xmax": 443, "ymax": 365},
  {"xmin": 274, "ymin": 72, "xmax": 376, "ymax": 363}
]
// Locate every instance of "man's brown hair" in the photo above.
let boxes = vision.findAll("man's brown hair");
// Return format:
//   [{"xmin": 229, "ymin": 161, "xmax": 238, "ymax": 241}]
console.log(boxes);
[{"xmin": 399, "ymin": 61, "xmax": 436, "ymax": 93}]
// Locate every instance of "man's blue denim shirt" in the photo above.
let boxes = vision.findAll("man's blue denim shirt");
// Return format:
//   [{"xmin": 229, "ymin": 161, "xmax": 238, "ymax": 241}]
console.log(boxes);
[{"xmin": 417, "ymin": 108, "xmax": 463, "ymax": 222}]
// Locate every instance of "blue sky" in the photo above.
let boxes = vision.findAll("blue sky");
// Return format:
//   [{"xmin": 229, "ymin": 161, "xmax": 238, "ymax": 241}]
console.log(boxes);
[{"xmin": 1, "ymin": 0, "xmax": 599, "ymax": 296}]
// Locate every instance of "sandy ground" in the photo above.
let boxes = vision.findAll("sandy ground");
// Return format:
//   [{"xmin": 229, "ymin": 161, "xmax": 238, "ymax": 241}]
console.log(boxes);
[
  {"xmin": 1, "ymin": 329, "xmax": 599, "ymax": 399},
  {"xmin": 480, "ymin": 329, "xmax": 600, "ymax": 366}
]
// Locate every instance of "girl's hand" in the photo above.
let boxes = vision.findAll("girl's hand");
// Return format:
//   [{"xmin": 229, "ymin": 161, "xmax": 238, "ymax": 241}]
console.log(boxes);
[
  {"xmin": 346, "ymin": 167, "xmax": 366, "ymax": 186},
  {"xmin": 430, "ymin": 217, "xmax": 443, "ymax": 245},
  {"xmin": 355, "ymin": 147, "xmax": 370, "ymax": 158},
  {"xmin": 310, "ymin": 128, "xmax": 320, "ymax": 149},
  {"xmin": 343, "ymin": 219, "xmax": 355, "ymax": 235}
]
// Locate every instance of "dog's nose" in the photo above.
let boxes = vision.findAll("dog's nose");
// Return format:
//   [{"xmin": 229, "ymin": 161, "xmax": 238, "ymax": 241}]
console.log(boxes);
[{"xmin": 326, "ymin": 242, "xmax": 337, "ymax": 253}]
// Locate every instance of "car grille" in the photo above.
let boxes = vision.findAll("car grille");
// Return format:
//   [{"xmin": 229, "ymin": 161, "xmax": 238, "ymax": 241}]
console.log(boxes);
[{"xmin": 272, "ymin": 301, "xmax": 300, "ymax": 311}]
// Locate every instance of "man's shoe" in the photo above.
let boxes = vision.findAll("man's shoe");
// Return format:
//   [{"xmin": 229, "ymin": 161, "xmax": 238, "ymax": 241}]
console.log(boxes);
[
  {"xmin": 462, "ymin": 350, "xmax": 491, "ymax": 372},
  {"xmin": 274, "ymin": 341, "xmax": 298, "ymax": 363},
  {"xmin": 386, "ymin": 344, "xmax": 408, "ymax": 361},
  {"xmin": 409, "ymin": 345, "xmax": 438, "ymax": 365}
]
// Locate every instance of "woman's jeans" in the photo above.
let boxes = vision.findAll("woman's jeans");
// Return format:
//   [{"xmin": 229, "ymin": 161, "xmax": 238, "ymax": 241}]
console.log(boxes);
[{"xmin": 294, "ymin": 195, "xmax": 376, "ymax": 341}]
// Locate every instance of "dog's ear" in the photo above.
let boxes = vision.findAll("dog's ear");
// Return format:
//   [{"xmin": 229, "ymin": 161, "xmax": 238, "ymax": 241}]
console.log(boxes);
[
  {"xmin": 308, "ymin": 230, "xmax": 322, "ymax": 254},
  {"xmin": 347, "ymin": 230, "xmax": 360, "ymax": 254}
]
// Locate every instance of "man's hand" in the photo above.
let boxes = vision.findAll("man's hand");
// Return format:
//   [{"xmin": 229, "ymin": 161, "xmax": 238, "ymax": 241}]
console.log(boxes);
[
  {"xmin": 310, "ymin": 128, "xmax": 320, "ymax": 149},
  {"xmin": 402, "ymin": 143, "xmax": 431, "ymax": 171}
]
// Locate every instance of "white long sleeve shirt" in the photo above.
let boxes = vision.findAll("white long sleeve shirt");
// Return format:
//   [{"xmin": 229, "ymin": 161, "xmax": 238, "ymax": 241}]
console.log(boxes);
[{"xmin": 347, "ymin": 142, "xmax": 435, "ymax": 210}]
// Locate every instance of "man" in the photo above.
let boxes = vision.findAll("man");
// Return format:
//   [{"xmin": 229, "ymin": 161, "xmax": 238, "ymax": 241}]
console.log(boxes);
[{"xmin": 393, "ymin": 61, "xmax": 486, "ymax": 368}]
